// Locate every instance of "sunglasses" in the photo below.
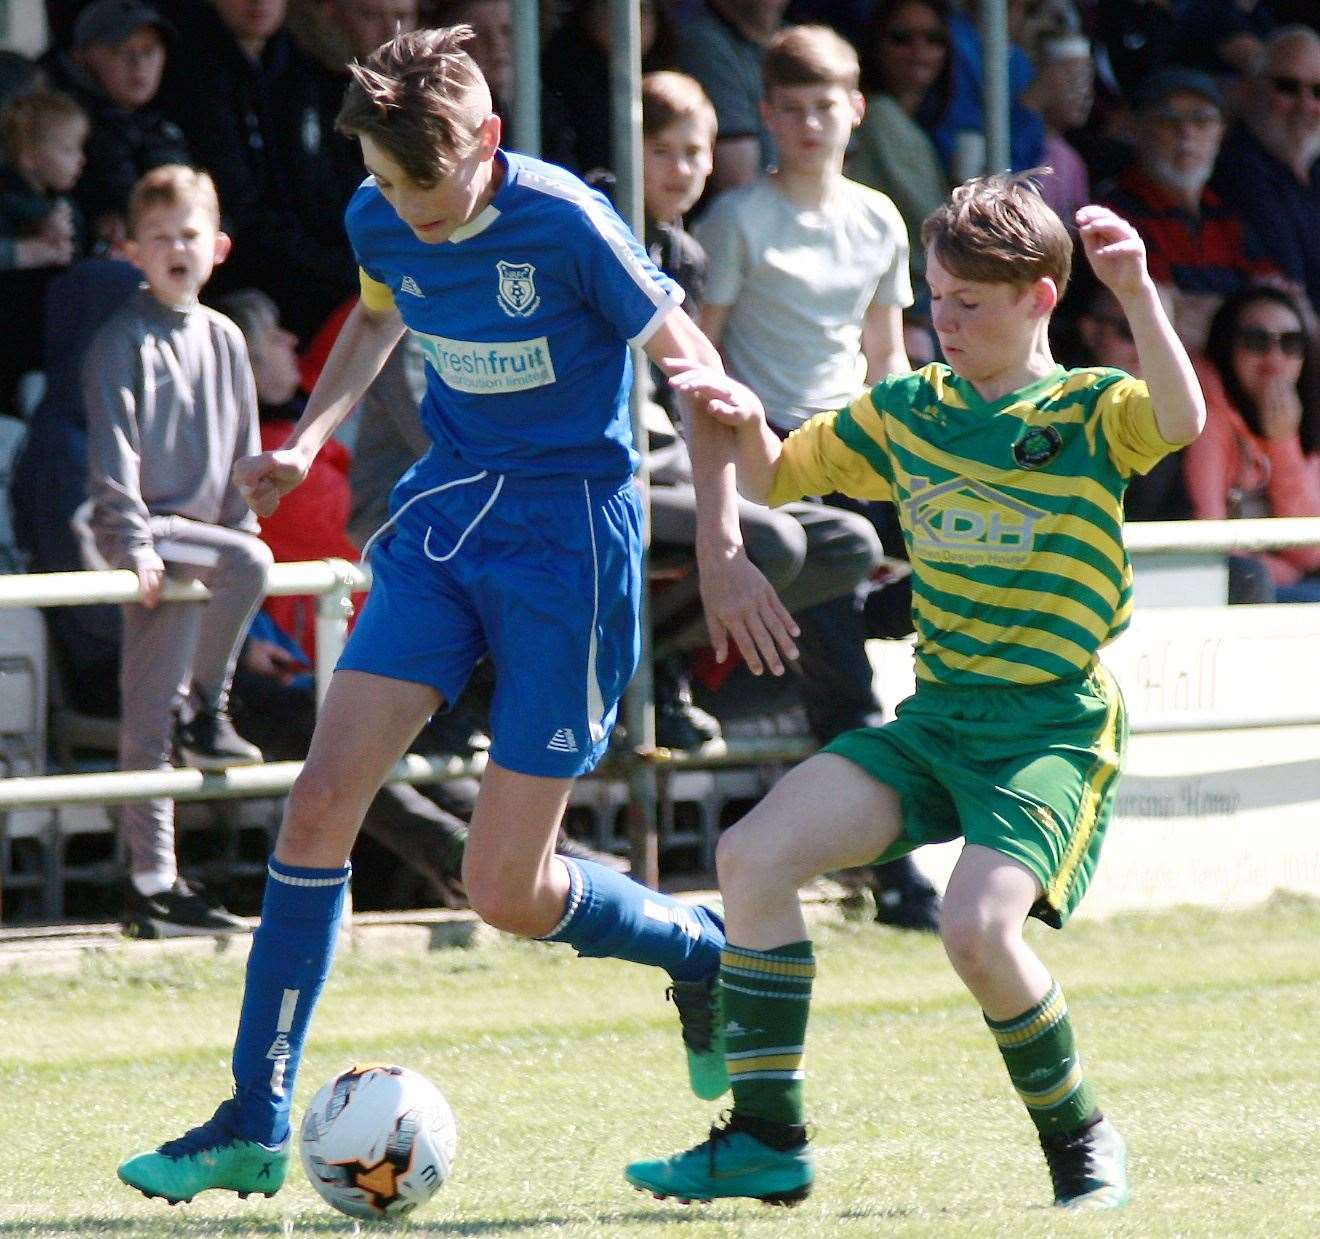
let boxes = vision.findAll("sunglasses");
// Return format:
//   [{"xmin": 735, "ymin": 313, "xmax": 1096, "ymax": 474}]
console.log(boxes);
[
  {"xmin": 1270, "ymin": 74, "xmax": 1320, "ymax": 101},
  {"xmin": 1234, "ymin": 326, "xmax": 1307, "ymax": 357},
  {"xmin": 885, "ymin": 27, "xmax": 948, "ymax": 49}
]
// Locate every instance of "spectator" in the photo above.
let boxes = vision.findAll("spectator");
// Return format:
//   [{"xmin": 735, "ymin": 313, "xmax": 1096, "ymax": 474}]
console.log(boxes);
[
  {"xmin": 9, "ymin": 255, "xmax": 142, "ymax": 720},
  {"xmin": 540, "ymin": 0, "xmax": 674, "ymax": 177},
  {"xmin": 0, "ymin": 86, "xmax": 83, "ymax": 262},
  {"xmin": 676, "ymin": 0, "xmax": 789, "ymax": 193},
  {"xmin": 1100, "ymin": 67, "xmax": 1277, "ymax": 351},
  {"xmin": 289, "ymin": 0, "xmax": 420, "ymax": 227},
  {"xmin": 156, "ymin": 0, "xmax": 358, "ymax": 341},
  {"xmin": 212, "ymin": 287, "xmax": 362, "ymax": 662},
  {"xmin": 0, "ymin": 86, "xmax": 86, "ymax": 412},
  {"xmin": 695, "ymin": 26, "xmax": 940, "ymax": 930},
  {"xmin": 43, "ymin": 0, "xmax": 190, "ymax": 250},
  {"xmin": 932, "ymin": 5, "xmax": 1045, "ymax": 177},
  {"xmin": 84, "ymin": 165, "xmax": 271, "ymax": 938},
  {"xmin": 1023, "ymin": 33, "xmax": 1094, "ymax": 228},
  {"xmin": 849, "ymin": 0, "xmax": 952, "ymax": 289},
  {"xmin": 1212, "ymin": 27, "xmax": 1320, "ymax": 318},
  {"xmin": 1184, "ymin": 284, "xmax": 1320, "ymax": 601},
  {"xmin": 640, "ymin": 68, "xmax": 869, "ymax": 751},
  {"xmin": 1093, "ymin": 0, "xmax": 1177, "ymax": 100},
  {"xmin": 1169, "ymin": 0, "xmax": 1275, "ymax": 79},
  {"xmin": 1071, "ymin": 283, "xmax": 1192, "ymax": 521},
  {"xmin": 287, "ymin": 0, "xmax": 418, "ymax": 71}
]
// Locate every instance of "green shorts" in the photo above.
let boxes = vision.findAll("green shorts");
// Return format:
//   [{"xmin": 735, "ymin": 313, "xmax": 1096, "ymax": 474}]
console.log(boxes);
[{"xmin": 825, "ymin": 664, "xmax": 1127, "ymax": 927}]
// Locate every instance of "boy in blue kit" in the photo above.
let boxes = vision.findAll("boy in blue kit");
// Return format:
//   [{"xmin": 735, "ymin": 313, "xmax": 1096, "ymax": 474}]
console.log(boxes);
[{"xmin": 117, "ymin": 25, "xmax": 799, "ymax": 1206}]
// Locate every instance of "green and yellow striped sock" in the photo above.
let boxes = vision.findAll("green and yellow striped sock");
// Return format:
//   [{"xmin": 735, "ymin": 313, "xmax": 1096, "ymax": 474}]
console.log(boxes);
[
  {"xmin": 985, "ymin": 979, "xmax": 1098, "ymax": 1135},
  {"xmin": 720, "ymin": 940, "xmax": 816, "ymax": 1127}
]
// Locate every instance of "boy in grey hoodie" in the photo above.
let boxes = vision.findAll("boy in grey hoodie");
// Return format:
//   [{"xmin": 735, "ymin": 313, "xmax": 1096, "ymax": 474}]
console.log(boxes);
[{"xmin": 85, "ymin": 164, "xmax": 270, "ymax": 938}]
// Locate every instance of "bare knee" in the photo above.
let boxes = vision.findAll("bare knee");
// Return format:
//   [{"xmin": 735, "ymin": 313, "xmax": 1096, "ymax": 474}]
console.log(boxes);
[
  {"xmin": 940, "ymin": 904, "xmax": 1018, "ymax": 990},
  {"xmin": 278, "ymin": 762, "xmax": 362, "ymax": 862},
  {"xmin": 716, "ymin": 818, "xmax": 790, "ymax": 898},
  {"xmin": 463, "ymin": 867, "xmax": 547, "ymax": 937}
]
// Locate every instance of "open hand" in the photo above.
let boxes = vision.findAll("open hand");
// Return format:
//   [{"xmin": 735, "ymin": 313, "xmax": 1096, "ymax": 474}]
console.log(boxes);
[
  {"xmin": 1076, "ymin": 205, "xmax": 1149, "ymax": 299},
  {"xmin": 699, "ymin": 546, "xmax": 800, "ymax": 675},
  {"xmin": 233, "ymin": 447, "xmax": 310, "ymax": 517},
  {"xmin": 663, "ymin": 358, "xmax": 766, "ymax": 428}
]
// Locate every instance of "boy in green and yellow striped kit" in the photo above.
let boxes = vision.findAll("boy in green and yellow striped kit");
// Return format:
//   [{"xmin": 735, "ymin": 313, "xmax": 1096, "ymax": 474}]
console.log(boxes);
[{"xmin": 626, "ymin": 173, "xmax": 1206, "ymax": 1212}]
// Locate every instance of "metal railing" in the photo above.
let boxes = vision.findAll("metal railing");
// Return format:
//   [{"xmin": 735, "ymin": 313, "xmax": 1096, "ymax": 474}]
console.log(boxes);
[{"xmin": 4, "ymin": 516, "xmax": 1320, "ymax": 884}]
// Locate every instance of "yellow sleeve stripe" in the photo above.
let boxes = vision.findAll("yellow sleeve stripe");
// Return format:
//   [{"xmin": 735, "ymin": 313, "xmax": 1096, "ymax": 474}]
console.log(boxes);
[{"xmin": 358, "ymin": 268, "xmax": 394, "ymax": 313}]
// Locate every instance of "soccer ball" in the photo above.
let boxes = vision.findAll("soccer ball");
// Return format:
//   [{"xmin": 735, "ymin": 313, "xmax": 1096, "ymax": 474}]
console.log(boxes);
[{"xmin": 299, "ymin": 1063, "xmax": 458, "ymax": 1220}]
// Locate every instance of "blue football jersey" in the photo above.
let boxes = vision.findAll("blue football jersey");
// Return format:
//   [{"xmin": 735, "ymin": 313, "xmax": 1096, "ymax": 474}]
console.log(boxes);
[{"xmin": 345, "ymin": 151, "xmax": 682, "ymax": 480}]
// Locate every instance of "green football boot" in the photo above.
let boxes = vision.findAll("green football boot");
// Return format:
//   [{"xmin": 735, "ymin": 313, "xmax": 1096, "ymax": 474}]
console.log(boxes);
[
  {"xmin": 626, "ymin": 1117, "xmax": 814, "ymax": 1206},
  {"xmin": 1041, "ymin": 1117, "xmax": 1130, "ymax": 1211},
  {"xmin": 667, "ymin": 973, "xmax": 728, "ymax": 1100},
  {"xmin": 118, "ymin": 1099, "xmax": 289, "ymax": 1205}
]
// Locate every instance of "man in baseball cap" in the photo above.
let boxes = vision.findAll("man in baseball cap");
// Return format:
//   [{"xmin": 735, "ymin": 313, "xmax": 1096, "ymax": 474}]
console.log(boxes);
[
  {"xmin": 1099, "ymin": 63, "xmax": 1277, "ymax": 348},
  {"xmin": 73, "ymin": 0, "xmax": 176, "ymax": 52}
]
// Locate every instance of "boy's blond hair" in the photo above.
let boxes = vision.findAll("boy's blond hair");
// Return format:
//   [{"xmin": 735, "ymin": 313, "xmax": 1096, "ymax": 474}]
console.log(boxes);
[
  {"xmin": 921, "ymin": 170, "xmax": 1072, "ymax": 295},
  {"xmin": 642, "ymin": 71, "xmax": 717, "ymax": 142},
  {"xmin": 336, "ymin": 26, "xmax": 492, "ymax": 185},
  {"xmin": 127, "ymin": 165, "xmax": 222, "ymax": 235},
  {"xmin": 0, "ymin": 88, "xmax": 87, "ymax": 164},
  {"xmin": 763, "ymin": 24, "xmax": 860, "ymax": 95}
]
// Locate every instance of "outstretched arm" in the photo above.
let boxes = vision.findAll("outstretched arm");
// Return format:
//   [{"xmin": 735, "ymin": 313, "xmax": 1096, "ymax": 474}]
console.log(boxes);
[
  {"xmin": 644, "ymin": 307, "xmax": 798, "ymax": 675},
  {"xmin": 662, "ymin": 359, "xmax": 784, "ymax": 505},
  {"xmin": 1077, "ymin": 205, "xmax": 1205, "ymax": 445},
  {"xmin": 234, "ymin": 298, "xmax": 405, "ymax": 517}
]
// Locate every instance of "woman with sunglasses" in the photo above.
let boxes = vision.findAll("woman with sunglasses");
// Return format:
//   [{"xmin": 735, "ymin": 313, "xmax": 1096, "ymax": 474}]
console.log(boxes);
[
  {"xmin": 849, "ymin": 0, "xmax": 952, "ymax": 288},
  {"xmin": 1184, "ymin": 284, "xmax": 1320, "ymax": 602}
]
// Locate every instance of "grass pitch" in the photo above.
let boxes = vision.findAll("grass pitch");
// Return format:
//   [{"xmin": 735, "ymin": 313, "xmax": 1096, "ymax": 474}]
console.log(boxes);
[{"xmin": 3, "ymin": 894, "xmax": 1318, "ymax": 1238}]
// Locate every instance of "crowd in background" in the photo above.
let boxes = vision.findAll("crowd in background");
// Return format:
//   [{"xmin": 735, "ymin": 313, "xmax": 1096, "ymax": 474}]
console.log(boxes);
[{"xmin": 3, "ymin": 0, "xmax": 1320, "ymax": 916}]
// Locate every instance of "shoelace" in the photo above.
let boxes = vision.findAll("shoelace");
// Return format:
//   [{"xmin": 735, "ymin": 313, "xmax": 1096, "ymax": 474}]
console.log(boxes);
[
  {"xmin": 1043, "ymin": 1128, "xmax": 1102, "ymax": 1198},
  {"xmin": 158, "ymin": 1099, "xmax": 242, "ymax": 1159},
  {"xmin": 703, "ymin": 1117, "xmax": 738, "ymax": 1175},
  {"xmin": 666, "ymin": 979, "xmax": 716, "ymax": 1053}
]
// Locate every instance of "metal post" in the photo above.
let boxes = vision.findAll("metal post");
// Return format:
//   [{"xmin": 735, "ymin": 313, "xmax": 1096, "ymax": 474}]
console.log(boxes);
[
  {"xmin": 980, "ymin": 0, "xmax": 1011, "ymax": 173},
  {"xmin": 611, "ymin": 0, "xmax": 659, "ymax": 888},
  {"xmin": 511, "ymin": 0, "xmax": 541, "ymax": 156}
]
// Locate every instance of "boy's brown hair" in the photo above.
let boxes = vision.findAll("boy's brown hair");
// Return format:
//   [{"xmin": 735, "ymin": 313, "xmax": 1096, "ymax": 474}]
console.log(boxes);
[
  {"xmin": 921, "ymin": 169, "xmax": 1073, "ymax": 295},
  {"xmin": 127, "ymin": 165, "xmax": 221, "ymax": 235},
  {"xmin": 642, "ymin": 71, "xmax": 717, "ymax": 142},
  {"xmin": 763, "ymin": 24, "xmax": 860, "ymax": 95},
  {"xmin": 336, "ymin": 25, "xmax": 492, "ymax": 185},
  {"xmin": 0, "ymin": 88, "xmax": 87, "ymax": 163}
]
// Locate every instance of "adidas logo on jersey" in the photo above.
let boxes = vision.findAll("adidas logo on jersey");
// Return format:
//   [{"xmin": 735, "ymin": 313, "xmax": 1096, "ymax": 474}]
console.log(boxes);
[
  {"xmin": 400, "ymin": 274, "xmax": 424, "ymax": 297},
  {"xmin": 547, "ymin": 728, "xmax": 579, "ymax": 753}
]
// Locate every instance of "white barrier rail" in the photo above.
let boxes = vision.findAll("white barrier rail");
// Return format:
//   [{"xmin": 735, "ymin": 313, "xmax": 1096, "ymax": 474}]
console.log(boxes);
[{"xmin": 3, "ymin": 516, "xmax": 1320, "ymax": 819}]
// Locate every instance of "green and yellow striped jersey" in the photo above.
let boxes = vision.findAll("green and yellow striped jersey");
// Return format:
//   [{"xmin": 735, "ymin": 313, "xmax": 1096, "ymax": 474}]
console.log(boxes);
[{"xmin": 768, "ymin": 362, "xmax": 1181, "ymax": 688}]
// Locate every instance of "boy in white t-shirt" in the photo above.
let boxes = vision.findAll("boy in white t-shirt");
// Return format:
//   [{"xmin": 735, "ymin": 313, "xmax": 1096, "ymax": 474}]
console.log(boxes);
[
  {"xmin": 695, "ymin": 23, "xmax": 912, "ymax": 433},
  {"xmin": 695, "ymin": 24, "xmax": 939, "ymax": 930}
]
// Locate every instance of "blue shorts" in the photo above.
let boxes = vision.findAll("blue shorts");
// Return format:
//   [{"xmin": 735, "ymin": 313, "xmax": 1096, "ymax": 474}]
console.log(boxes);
[{"xmin": 340, "ymin": 456, "xmax": 643, "ymax": 778}]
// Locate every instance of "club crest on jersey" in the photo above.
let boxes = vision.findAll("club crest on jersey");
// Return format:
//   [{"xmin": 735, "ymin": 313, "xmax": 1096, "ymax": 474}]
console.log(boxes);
[
  {"xmin": 496, "ymin": 260, "xmax": 540, "ymax": 317},
  {"xmin": 1012, "ymin": 425, "xmax": 1062, "ymax": 469}
]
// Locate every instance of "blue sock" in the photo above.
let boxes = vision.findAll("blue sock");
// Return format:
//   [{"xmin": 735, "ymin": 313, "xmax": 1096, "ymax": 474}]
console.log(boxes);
[
  {"xmin": 230, "ymin": 859, "xmax": 350, "ymax": 1144},
  {"xmin": 542, "ymin": 858, "xmax": 724, "ymax": 981}
]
